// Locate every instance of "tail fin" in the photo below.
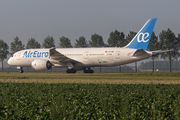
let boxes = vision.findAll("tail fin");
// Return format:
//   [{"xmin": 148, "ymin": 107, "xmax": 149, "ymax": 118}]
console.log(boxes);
[{"xmin": 125, "ymin": 18, "xmax": 157, "ymax": 50}]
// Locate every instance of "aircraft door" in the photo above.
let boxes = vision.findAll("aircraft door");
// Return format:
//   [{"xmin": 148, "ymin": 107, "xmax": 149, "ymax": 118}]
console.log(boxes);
[
  {"xmin": 17, "ymin": 51, "xmax": 23, "ymax": 60},
  {"xmin": 115, "ymin": 51, "xmax": 120, "ymax": 59},
  {"xmin": 84, "ymin": 51, "xmax": 89, "ymax": 59}
]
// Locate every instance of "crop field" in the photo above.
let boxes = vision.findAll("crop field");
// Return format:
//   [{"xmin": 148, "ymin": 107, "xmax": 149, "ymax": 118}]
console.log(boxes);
[{"xmin": 0, "ymin": 72, "xmax": 180, "ymax": 119}]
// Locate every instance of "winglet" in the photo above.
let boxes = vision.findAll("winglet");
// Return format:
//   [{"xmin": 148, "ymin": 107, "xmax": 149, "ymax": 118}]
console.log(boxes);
[{"xmin": 125, "ymin": 18, "xmax": 157, "ymax": 50}]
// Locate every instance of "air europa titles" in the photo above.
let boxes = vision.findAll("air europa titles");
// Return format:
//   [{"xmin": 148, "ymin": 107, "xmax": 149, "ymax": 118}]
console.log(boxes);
[{"xmin": 23, "ymin": 51, "xmax": 50, "ymax": 58}]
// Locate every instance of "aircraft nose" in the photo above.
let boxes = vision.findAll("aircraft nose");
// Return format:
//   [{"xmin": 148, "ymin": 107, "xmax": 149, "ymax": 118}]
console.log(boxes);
[{"xmin": 7, "ymin": 57, "xmax": 13, "ymax": 65}]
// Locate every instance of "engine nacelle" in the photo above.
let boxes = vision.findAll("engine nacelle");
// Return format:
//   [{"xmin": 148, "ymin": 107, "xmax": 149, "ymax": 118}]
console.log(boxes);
[{"xmin": 31, "ymin": 59, "xmax": 52, "ymax": 71}]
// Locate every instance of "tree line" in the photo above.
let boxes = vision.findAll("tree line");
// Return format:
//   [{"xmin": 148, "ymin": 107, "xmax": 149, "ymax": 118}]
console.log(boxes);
[{"xmin": 0, "ymin": 28, "xmax": 180, "ymax": 71}]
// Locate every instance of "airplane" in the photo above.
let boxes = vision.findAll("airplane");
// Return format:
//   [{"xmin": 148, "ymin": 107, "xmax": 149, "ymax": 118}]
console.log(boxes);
[{"xmin": 8, "ymin": 18, "xmax": 165, "ymax": 73}]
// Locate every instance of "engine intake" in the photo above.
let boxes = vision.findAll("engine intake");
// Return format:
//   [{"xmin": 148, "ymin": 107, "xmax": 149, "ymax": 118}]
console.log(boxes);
[{"xmin": 31, "ymin": 59, "xmax": 52, "ymax": 71}]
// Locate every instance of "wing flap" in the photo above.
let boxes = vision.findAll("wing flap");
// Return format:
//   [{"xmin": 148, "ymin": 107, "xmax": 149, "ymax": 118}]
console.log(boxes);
[{"xmin": 49, "ymin": 47, "xmax": 79, "ymax": 63}]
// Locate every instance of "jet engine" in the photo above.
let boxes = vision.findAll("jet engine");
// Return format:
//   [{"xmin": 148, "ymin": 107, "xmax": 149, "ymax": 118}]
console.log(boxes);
[{"xmin": 31, "ymin": 59, "xmax": 52, "ymax": 71}]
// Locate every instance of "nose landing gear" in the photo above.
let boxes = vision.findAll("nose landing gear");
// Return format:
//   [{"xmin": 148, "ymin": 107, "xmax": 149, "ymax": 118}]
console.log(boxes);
[
  {"xmin": 20, "ymin": 69, "xmax": 24, "ymax": 73},
  {"xmin": 17, "ymin": 67, "xmax": 24, "ymax": 73}
]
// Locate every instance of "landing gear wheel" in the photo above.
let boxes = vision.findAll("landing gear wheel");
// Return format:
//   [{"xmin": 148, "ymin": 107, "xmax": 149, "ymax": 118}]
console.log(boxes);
[
  {"xmin": 19, "ymin": 70, "xmax": 24, "ymax": 73},
  {"xmin": 66, "ymin": 69, "xmax": 76, "ymax": 73},
  {"xmin": 84, "ymin": 69, "xmax": 94, "ymax": 73}
]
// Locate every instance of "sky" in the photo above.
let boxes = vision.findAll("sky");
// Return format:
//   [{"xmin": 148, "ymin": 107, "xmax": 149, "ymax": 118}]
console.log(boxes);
[{"xmin": 0, "ymin": 0, "xmax": 180, "ymax": 48}]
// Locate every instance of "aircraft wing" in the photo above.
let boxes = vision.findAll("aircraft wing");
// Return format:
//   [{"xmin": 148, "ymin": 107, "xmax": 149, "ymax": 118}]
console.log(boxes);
[{"xmin": 49, "ymin": 47, "xmax": 79, "ymax": 64}]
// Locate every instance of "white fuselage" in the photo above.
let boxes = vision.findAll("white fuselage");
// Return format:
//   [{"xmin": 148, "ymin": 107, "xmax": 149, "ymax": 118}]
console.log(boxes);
[
  {"xmin": 7, "ymin": 18, "xmax": 158, "ymax": 72},
  {"xmin": 8, "ymin": 47, "xmax": 152, "ymax": 70}
]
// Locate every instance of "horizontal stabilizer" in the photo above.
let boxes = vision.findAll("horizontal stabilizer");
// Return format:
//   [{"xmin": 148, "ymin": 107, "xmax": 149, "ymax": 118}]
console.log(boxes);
[{"xmin": 151, "ymin": 49, "xmax": 174, "ymax": 55}]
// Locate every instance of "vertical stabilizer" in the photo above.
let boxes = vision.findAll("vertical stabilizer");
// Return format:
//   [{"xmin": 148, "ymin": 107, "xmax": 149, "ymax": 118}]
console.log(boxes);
[{"xmin": 125, "ymin": 18, "xmax": 157, "ymax": 50}]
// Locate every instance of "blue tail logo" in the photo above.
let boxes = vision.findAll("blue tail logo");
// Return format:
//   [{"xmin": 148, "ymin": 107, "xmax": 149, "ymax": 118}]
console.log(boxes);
[
  {"xmin": 125, "ymin": 18, "xmax": 157, "ymax": 50},
  {"xmin": 137, "ymin": 32, "xmax": 149, "ymax": 43}
]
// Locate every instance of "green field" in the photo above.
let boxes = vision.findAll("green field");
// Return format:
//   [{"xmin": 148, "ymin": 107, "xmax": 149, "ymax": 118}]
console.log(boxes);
[{"xmin": 0, "ymin": 72, "xmax": 180, "ymax": 119}]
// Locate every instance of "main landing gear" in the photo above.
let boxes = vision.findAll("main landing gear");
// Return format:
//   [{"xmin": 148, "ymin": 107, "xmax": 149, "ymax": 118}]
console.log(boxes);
[
  {"xmin": 66, "ymin": 69, "xmax": 76, "ymax": 73},
  {"xmin": 84, "ymin": 68, "xmax": 94, "ymax": 73}
]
